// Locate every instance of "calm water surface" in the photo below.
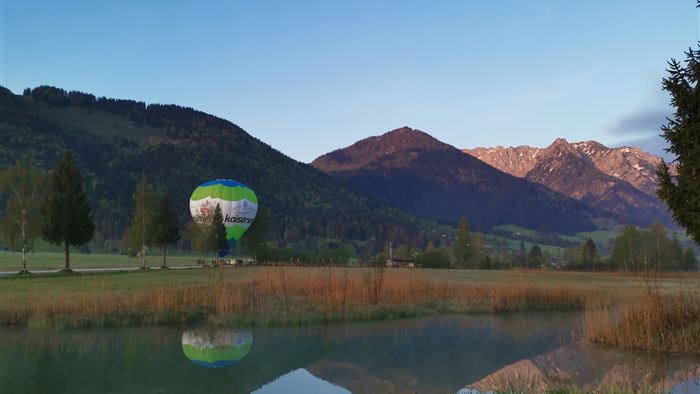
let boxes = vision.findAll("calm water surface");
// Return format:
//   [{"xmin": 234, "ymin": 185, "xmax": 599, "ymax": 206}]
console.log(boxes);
[{"xmin": 0, "ymin": 312, "xmax": 697, "ymax": 393}]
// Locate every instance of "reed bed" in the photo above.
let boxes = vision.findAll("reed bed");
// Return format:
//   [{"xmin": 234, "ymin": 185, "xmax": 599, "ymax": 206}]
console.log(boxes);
[
  {"xmin": 583, "ymin": 284, "xmax": 700, "ymax": 354},
  {"xmin": 0, "ymin": 267, "xmax": 593, "ymax": 329}
]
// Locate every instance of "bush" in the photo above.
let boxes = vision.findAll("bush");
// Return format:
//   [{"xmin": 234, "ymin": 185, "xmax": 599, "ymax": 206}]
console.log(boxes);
[{"xmin": 417, "ymin": 250, "xmax": 451, "ymax": 268}]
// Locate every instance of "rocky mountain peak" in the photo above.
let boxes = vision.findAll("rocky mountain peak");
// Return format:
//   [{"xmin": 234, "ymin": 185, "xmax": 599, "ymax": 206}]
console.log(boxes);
[
  {"xmin": 375, "ymin": 126, "xmax": 446, "ymax": 149},
  {"xmin": 465, "ymin": 138, "xmax": 667, "ymax": 198},
  {"xmin": 543, "ymin": 138, "xmax": 586, "ymax": 159},
  {"xmin": 463, "ymin": 137, "xmax": 672, "ymax": 226},
  {"xmin": 312, "ymin": 126, "xmax": 449, "ymax": 172},
  {"xmin": 572, "ymin": 140, "xmax": 610, "ymax": 156}
]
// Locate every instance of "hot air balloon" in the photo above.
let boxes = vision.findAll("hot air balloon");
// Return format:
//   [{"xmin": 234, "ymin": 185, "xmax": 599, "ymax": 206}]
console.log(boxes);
[
  {"xmin": 181, "ymin": 328, "xmax": 253, "ymax": 368},
  {"xmin": 189, "ymin": 179, "xmax": 258, "ymax": 255}
]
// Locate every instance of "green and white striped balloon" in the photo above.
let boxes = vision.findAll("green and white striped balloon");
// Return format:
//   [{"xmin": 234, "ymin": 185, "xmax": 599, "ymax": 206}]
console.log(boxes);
[{"xmin": 189, "ymin": 179, "xmax": 258, "ymax": 250}]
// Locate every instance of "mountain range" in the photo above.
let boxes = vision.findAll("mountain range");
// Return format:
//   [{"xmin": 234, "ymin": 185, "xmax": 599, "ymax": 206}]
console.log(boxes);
[
  {"xmin": 312, "ymin": 127, "xmax": 601, "ymax": 233},
  {"xmin": 464, "ymin": 139, "xmax": 672, "ymax": 226},
  {"xmin": 1, "ymin": 85, "xmax": 674, "ymax": 253}
]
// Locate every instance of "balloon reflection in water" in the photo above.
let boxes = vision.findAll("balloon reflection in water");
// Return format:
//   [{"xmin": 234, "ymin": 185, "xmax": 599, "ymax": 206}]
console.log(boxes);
[{"xmin": 181, "ymin": 328, "xmax": 253, "ymax": 368}]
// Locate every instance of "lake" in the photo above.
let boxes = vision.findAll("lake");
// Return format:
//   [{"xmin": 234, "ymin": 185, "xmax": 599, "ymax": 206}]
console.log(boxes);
[{"xmin": 1, "ymin": 312, "xmax": 698, "ymax": 393}]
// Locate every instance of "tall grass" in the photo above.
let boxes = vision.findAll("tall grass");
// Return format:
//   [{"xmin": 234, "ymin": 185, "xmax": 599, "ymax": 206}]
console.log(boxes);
[
  {"xmin": 583, "ymin": 283, "xmax": 700, "ymax": 354},
  {"xmin": 0, "ymin": 267, "xmax": 591, "ymax": 329}
]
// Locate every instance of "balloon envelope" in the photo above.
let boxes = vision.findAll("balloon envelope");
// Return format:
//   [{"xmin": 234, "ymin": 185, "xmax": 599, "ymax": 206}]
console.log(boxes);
[
  {"xmin": 181, "ymin": 328, "xmax": 253, "ymax": 368},
  {"xmin": 189, "ymin": 179, "xmax": 258, "ymax": 251}
]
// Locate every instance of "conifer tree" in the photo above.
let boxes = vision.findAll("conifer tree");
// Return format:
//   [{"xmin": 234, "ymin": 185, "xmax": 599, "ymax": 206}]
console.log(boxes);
[
  {"xmin": 40, "ymin": 152, "xmax": 95, "ymax": 270},
  {"xmin": 240, "ymin": 206, "xmax": 271, "ymax": 261},
  {"xmin": 657, "ymin": 43, "xmax": 700, "ymax": 245},
  {"xmin": 153, "ymin": 194, "xmax": 181, "ymax": 268},
  {"xmin": 528, "ymin": 244, "xmax": 542, "ymax": 267},
  {"xmin": 209, "ymin": 204, "xmax": 229, "ymax": 258}
]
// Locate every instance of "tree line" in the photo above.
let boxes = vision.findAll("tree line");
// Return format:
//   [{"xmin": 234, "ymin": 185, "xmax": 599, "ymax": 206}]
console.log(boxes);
[
  {"xmin": 2, "ymin": 154, "xmax": 96, "ymax": 271},
  {"xmin": 0, "ymin": 154, "xmax": 271, "ymax": 271},
  {"xmin": 2, "ymin": 156, "xmax": 698, "ymax": 272},
  {"xmin": 377, "ymin": 217, "xmax": 697, "ymax": 272}
]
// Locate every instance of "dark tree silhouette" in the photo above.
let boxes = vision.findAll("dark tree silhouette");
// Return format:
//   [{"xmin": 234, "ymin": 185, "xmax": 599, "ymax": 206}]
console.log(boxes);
[
  {"xmin": 657, "ymin": 38, "xmax": 700, "ymax": 245},
  {"xmin": 40, "ymin": 151, "xmax": 95, "ymax": 270},
  {"xmin": 154, "ymin": 194, "xmax": 181, "ymax": 268},
  {"xmin": 240, "ymin": 206, "xmax": 271, "ymax": 261},
  {"xmin": 209, "ymin": 205, "xmax": 229, "ymax": 258}
]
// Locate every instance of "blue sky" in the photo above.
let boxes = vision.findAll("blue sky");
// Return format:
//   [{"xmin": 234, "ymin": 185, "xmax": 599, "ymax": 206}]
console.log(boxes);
[{"xmin": 2, "ymin": 1, "xmax": 697, "ymax": 162}]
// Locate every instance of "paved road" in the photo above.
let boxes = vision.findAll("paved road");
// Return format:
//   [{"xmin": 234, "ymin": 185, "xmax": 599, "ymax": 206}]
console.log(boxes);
[{"xmin": 0, "ymin": 265, "xmax": 203, "ymax": 276}]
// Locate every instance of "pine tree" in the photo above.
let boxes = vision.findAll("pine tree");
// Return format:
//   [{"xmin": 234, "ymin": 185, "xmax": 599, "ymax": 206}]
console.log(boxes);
[
  {"xmin": 528, "ymin": 244, "xmax": 542, "ymax": 267},
  {"xmin": 0, "ymin": 161, "xmax": 45, "ymax": 273},
  {"xmin": 209, "ymin": 204, "xmax": 229, "ymax": 258},
  {"xmin": 240, "ymin": 206, "xmax": 271, "ymax": 262},
  {"xmin": 40, "ymin": 151, "xmax": 95, "ymax": 270},
  {"xmin": 657, "ymin": 44, "xmax": 700, "ymax": 245},
  {"xmin": 153, "ymin": 194, "xmax": 181, "ymax": 268}
]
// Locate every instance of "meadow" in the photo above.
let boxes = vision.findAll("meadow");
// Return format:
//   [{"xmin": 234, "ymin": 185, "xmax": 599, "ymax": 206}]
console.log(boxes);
[{"xmin": 0, "ymin": 250, "xmax": 201, "ymax": 271}]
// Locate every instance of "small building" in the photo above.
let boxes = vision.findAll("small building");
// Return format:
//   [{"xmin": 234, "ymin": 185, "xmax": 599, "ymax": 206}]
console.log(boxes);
[
  {"xmin": 385, "ymin": 241, "xmax": 416, "ymax": 268},
  {"xmin": 386, "ymin": 258, "xmax": 415, "ymax": 268}
]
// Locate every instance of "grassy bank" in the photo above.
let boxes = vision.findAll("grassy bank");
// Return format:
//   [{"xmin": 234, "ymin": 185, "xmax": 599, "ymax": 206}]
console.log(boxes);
[{"xmin": 1, "ymin": 267, "xmax": 697, "ymax": 333}]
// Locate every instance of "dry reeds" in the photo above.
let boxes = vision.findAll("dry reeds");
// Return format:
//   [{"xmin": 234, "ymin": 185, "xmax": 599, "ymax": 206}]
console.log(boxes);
[
  {"xmin": 0, "ymin": 267, "xmax": 597, "ymax": 329},
  {"xmin": 583, "ymin": 284, "xmax": 700, "ymax": 354}
]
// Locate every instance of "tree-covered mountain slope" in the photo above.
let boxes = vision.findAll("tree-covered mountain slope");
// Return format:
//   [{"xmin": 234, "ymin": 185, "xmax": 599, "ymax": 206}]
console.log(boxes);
[{"xmin": 0, "ymin": 86, "xmax": 438, "ymax": 250}]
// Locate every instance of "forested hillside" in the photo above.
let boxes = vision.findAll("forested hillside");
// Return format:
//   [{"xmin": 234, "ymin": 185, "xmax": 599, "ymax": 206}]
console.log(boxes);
[{"xmin": 0, "ymin": 86, "xmax": 439, "ymax": 254}]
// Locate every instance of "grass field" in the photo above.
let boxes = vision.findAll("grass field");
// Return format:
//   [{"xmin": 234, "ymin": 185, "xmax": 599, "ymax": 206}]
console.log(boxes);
[
  {"xmin": 502, "ymin": 239, "xmax": 565, "ymax": 255},
  {"xmin": 3, "ymin": 266, "xmax": 695, "ymax": 297},
  {"xmin": 0, "ymin": 268, "xmax": 695, "ymax": 314},
  {"xmin": 0, "ymin": 250, "xmax": 206, "ymax": 271}
]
